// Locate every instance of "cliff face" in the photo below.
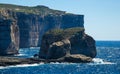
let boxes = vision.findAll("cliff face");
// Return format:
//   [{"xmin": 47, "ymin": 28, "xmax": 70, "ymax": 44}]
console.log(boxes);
[
  {"xmin": 0, "ymin": 4, "xmax": 84, "ymax": 55},
  {"xmin": 16, "ymin": 13, "xmax": 84, "ymax": 48},
  {"xmin": 0, "ymin": 10, "xmax": 19, "ymax": 55}
]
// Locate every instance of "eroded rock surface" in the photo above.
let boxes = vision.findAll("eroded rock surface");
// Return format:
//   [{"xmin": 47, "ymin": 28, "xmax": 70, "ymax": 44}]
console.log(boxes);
[
  {"xmin": 39, "ymin": 27, "xmax": 97, "ymax": 62},
  {"xmin": 47, "ymin": 39, "xmax": 71, "ymax": 59}
]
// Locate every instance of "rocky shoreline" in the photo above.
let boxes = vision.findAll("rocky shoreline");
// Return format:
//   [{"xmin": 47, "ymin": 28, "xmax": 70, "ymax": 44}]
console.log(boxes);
[
  {"xmin": 0, "ymin": 27, "xmax": 96, "ymax": 66},
  {"xmin": 0, "ymin": 54, "xmax": 92, "ymax": 66},
  {"xmin": 0, "ymin": 4, "xmax": 97, "ymax": 66}
]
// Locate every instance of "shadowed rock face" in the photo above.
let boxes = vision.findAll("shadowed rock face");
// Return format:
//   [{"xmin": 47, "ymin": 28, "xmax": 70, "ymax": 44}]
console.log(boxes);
[
  {"xmin": 46, "ymin": 39, "xmax": 71, "ymax": 59},
  {"xmin": 0, "ymin": 19, "xmax": 19, "ymax": 55},
  {"xmin": 39, "ymin": 28, "xmax": 97, "ymax": 59},
  {"xmin": 70, "ymin": 34, "xmax": 96, "ymax": 58}
]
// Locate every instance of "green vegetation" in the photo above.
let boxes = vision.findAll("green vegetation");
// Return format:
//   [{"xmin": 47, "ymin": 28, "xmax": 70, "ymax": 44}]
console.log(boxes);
[
  {"xmin": 0, "ymin": 4, "xmax": 65, "ymax": 15},
  {"xmin": 45, "ymin": 27, "xmax": 84, "ymax": 39}
]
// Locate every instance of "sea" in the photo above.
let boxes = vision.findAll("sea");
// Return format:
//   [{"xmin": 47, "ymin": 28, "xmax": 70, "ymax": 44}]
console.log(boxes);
[{"xmin": 0, "ymin": 41, "xmax": 120, "ymax": 74}]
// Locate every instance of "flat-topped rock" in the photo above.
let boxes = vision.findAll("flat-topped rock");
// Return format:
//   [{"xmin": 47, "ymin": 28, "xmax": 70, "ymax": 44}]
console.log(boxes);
[
  {"xmin": 0, "ymin": 55, "xmax": 92, "ymax": 66},
  {"xmin": 64, "ymin": 54, "xmax": 92, "ymax": 63}
]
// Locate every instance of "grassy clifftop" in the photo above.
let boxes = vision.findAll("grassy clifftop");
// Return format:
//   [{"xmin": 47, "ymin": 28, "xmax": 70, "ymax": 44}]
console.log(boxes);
[
  {"xmin": 0, "ymin": 4, "xmax": 65, "ymax": 15},
  {"xmin": 45, "ymin": 27, "xmax": 84, "ymax": 39}
]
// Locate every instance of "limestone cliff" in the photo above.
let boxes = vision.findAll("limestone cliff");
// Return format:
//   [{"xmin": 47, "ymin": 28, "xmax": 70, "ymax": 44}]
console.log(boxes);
[
  {"xmin": 16, "ymin": 13, "xmax": 84, "ymax": 48},
  {"xmin": 0, "ymin": 9, "xmax": 19, "ymax": 55},
  {"xmin": 0, "ymin": 4, "xmax": 84, "ymax": 55}
]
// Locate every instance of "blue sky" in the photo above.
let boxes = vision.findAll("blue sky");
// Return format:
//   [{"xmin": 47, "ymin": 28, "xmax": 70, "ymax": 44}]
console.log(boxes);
[{"xmin": 0, "ymin": 0, "xmax": 120, "ymax": 40}]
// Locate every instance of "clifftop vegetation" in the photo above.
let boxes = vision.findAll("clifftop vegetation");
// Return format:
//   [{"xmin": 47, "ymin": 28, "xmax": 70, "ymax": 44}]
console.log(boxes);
[
  {"xmin": 0, "ymin": 4, "xmax": 65, "ymax": 15},
  {"xmin": 45, "ymin": 27, "xmax": 84, "ymax": 39}
]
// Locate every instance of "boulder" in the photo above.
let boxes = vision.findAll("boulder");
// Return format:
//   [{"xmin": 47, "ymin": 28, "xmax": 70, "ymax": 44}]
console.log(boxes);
[{"xmin": 47, "ymin": 39, "xmax": 71, "ymax": 59}]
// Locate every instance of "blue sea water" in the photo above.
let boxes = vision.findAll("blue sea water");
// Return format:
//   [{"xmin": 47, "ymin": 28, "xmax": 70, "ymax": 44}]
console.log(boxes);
[{"xmin": 0, "ymin": 41, "xmax": 120, "ymax": 74}]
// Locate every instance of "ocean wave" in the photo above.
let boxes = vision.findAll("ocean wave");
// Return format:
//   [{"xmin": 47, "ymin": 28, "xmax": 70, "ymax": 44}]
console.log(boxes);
[
  {"xmin": 89, "ymin": 58, "xmax": 116, "ymax": 65},
  {"xmin": 0, "ymin": 63, "xmax": 44, "ymax": 69},
  {"xmin": 14, "ymin": 54, "xmax": 26, "ymax": 56},
  {"xmin": 97, "ymin": 47, "xmax": 120, "ymax": 49},
  {"xmin": 49, "ymin": 62, "xmax": 76, "ymax": 65},
  {"xmin": 0, "ymin": 58, "xmax": 116, "ymax": 70}
]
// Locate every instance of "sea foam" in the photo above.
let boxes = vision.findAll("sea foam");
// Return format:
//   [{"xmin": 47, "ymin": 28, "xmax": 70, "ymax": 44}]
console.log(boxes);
[
  {"xmin": 0, "ymin": 58, "xmax": 116, "ymax": 69},
  {"xmin": 89, "ymin": 58, "xmax": 116, "ymax": 65},
  {"xmin": 0, "ymin": 63, "xmax": 44, "ymax": 69}
]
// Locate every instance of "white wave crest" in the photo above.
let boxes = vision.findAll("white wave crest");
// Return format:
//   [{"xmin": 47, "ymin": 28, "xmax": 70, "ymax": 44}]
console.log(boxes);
[
  {"xmin": 0, "ymin": 58, "xmax": 116, "ymax": 69},
  {"xmin": 14, "ymin": 54, "xmax": 25, "ymax": 56},
  {"xmin": 90, "ymin": 58, "xmax": 116, "ymax": 65},
  {"xmin": 0, "ymin": 63, "xmax": 44, "ymax": 69}
]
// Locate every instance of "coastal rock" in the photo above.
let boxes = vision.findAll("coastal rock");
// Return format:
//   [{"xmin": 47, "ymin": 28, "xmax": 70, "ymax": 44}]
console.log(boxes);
[
  {"xmin": 0, "ymin": 55, "xmax": 91, "ymax": 66},
  {"xmin": 64, "ymin": 54, "xmax": 92, "ymax": 63},
  {"xmin": 0, "ymin": 56, "xmax": 45, "ymax": 66},
  {"xmin": 0, "ymin": 4, "xmax": 96, "ymax": 61},
  {"xmin": 70, "ymin": 33, "xmax": 96, "ymax": 58},
  {"xmin": 39, "ymin": 27, "xmax": 97, "ymax": 61},
  {"xmin": 0, "ymin": 4, "xmax": 84, "ymax": 55}
]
